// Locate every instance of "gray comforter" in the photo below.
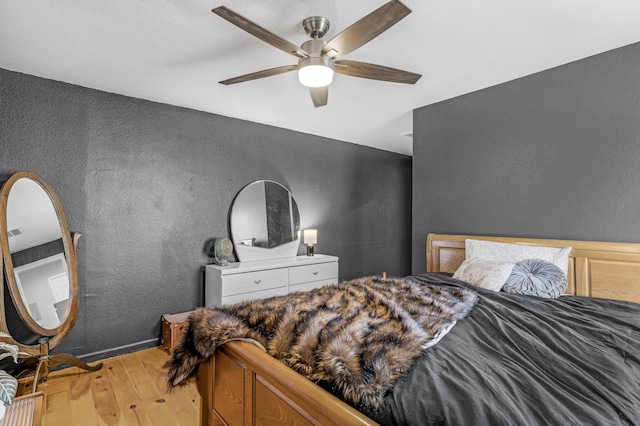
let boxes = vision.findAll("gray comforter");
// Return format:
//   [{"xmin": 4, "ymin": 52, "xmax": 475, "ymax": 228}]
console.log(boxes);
[{"xmin": 362, "ymin": 273, "xmax": 640, "ymax": 426}]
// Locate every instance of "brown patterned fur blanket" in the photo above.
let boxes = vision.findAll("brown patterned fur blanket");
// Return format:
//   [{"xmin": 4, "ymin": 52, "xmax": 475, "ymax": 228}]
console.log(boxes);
[{"xmin": 165, "ymin": 275, "xmax": 477, "ymax": 408}]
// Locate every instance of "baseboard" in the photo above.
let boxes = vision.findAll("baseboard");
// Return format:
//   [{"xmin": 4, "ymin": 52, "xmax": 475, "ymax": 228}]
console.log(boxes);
[{"xmin": 77, "ymin": 338, "xmax": 161, "ymax": 364}]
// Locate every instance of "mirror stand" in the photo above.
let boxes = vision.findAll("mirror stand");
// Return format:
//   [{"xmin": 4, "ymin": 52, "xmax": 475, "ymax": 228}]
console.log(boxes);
[{"xmin": 13, "ymin": 337, "xmax": 103, "ymax": 392}]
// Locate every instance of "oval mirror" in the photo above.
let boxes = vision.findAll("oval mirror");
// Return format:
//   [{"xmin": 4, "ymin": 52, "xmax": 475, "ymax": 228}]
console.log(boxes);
[
  {"xmin": 0, "ymin": 172, "xmax": 78, "ymax": 340},
  {"xmin": 230, "ymin": 180, "xmax": 300, "ymax": 261}
]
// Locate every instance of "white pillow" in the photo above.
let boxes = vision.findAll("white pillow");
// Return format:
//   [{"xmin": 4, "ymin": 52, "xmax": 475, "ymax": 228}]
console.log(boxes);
[
  {"xmin": 465, "ymin": 239, "xmax": 571, "ymax": 276},
  {"xmin": 452, "ymin": 258, "xmax": 516, "ymax": 292}
]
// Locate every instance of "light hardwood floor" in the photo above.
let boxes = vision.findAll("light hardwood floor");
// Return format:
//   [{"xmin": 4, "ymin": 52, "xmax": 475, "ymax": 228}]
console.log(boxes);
[{"xmin": 16, "ymin": 346, "xmax": 200, "ymax": 426}]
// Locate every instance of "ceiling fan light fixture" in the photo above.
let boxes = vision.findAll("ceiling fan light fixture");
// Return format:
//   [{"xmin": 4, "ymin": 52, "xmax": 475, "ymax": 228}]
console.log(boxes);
[{"xmin": 298, "ymin": 57, "xmax": 334, "ymax": 88}]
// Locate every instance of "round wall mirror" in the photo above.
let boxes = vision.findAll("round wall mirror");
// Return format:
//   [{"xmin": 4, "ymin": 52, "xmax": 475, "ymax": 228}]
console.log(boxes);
[
  {"xmin": 230, "ymin": 180, "xmax": 300, "ymax": 261},
  {"xmin": 0, "ymin": 172, "xmax": 78, "ymax": 347}
]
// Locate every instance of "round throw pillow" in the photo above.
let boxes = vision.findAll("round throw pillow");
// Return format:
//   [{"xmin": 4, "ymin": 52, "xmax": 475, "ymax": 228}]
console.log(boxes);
[{"xmin": 502, "ymin": 258, "xmax": 567, "ymax": 298}]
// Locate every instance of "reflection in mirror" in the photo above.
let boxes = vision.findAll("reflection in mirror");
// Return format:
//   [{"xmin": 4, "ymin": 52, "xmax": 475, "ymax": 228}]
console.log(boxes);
[
  {"xmin": 14, "ymin": 253, "xmax": 69, "ymax": 329},
  {"xmin": 5, "ymin": 176, "xmax": 69, "ymax": 330},
  {"xmin": 230, "ymin": 181, "xmax": 301, "ymax": 261}
]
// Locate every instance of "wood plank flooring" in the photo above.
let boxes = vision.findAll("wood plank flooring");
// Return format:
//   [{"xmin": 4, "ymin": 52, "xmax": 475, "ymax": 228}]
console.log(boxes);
[{"xmin": 17, "ymin": 346, "xmax": 200, "ymax": 426}]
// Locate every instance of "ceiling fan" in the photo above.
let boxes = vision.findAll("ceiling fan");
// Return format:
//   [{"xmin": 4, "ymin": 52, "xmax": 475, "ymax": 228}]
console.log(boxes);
[{"xmin": 213, "ymin": 1, "xmax": 422, "ymax": 108}]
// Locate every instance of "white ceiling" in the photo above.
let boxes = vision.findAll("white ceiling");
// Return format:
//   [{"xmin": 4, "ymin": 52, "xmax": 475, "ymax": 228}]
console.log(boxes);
[{"xmin": 2, "ymin": 1, "xmax": 640, "ymax": 155}]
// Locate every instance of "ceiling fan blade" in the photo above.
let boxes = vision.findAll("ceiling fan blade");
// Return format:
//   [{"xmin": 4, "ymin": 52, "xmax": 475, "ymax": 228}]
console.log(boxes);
[
  {"xmin": 335, "ymin": 60, "xmax": 421, "ymax": 84},
  {"xmin": 219, "ymin": 65, "xmax": 298, "ymax": 85},
  {"xmin": 309, "ymin": 86, "xmax": 328, "ymax": 108},
  {"xmin": 213, "ymin": 6, "xmax": 308, "ymax": 58},
  {"xmin": 321, "ymin": 1, "xmax": 411, "ymax": 59}
]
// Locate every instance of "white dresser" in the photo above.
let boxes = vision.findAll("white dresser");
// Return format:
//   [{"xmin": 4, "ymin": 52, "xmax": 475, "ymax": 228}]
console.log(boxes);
[{"xmin": 204, "ymin": 255, "xmax": 339, "ymax": 307}]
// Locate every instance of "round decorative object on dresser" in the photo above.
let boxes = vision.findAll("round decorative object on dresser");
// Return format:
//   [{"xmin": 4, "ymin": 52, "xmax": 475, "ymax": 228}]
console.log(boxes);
[{"xmin": 214, "ymin": 237, "xmax": 233, "ymax": 266}]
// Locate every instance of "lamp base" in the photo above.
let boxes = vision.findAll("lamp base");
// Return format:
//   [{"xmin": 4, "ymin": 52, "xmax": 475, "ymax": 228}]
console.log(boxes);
[{"xmin": 306, "ymin": 245, "xmax": 315, "ymax": 256}]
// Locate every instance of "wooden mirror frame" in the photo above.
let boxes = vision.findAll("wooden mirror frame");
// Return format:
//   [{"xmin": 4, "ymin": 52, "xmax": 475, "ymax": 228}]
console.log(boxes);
[
  {"xmin": 0, "ymin": 172, "xmax": 101, "ymax": 387},
  {"xmin": 0, "ymin": 172, "xmax": 79, "ymax": 354}
]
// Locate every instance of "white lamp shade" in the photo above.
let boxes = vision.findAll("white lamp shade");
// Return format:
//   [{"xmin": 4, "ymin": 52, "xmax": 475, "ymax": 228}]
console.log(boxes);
[
  {"xmin": 303, "ymin": 229, "xmax": 318, "ymax": 245},
  {"xmin": 298, "ymin": 65, "xmax": 334, "ymax": 88}
]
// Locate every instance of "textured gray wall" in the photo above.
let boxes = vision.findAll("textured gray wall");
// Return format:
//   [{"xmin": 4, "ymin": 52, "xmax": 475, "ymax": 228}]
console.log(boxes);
[
  {"xmin": 412, "ymin": 42, "xmax": 640, "ymax": 273},
  {"xmin": 0, "ymin": 69, "xmax": 412, "ymax": 360}
]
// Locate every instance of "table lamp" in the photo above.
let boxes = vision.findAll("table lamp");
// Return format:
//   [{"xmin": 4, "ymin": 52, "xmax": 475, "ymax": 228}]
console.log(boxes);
[{"xmin": 303, "ymin": 229, "xmax": 317, "ymax": 256}]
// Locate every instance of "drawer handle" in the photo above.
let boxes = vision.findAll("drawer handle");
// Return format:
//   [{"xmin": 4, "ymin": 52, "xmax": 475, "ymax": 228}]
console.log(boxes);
[
  {"xmin": 253, "ymin": 279, "xmax": 262, "ymax": 285},
  {"xmin": 313, "ymin": 271, "xmax": 319, "ymax": 275}
]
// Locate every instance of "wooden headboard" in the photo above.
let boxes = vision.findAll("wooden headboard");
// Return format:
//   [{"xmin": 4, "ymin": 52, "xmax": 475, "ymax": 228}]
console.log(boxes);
[{"xmin": 426, "ymin": 233, "xmax": 640, "ymax": 304}]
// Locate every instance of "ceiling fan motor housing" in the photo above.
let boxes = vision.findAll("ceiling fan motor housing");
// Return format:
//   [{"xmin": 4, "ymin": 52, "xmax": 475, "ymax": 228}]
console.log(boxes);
[
  {"xmin": 300, "ymin": 39, "xmax": 330, "ymax": 61},
  {"xmin": 298, "ymin": 39, "xmax": 335, "ymax": 87}
]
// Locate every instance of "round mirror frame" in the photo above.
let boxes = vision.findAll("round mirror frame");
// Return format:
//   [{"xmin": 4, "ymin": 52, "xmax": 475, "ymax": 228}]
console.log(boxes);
[
  {"xmin": 0, "ymin": 171, "xmax": 79, "ymax": 353},
  {"xmin": 230, "ymin": 180, "xmax": 301, "ymax": 262}
]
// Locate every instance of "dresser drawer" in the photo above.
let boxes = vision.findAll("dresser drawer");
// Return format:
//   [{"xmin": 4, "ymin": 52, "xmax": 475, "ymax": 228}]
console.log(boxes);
[
  {"xmin": 222, "ymin": 269, "xmax": 288, "ymax": 297},
  {"xmin": 222, "ymin": 286, "xmax": 288, "ymax": 305},
  {"xmin": 289, "ymin": 278, "xmax": 338, "ymax": 294},
  {"xmin": 289, "ymin": 262, "xmax": 338, "ymax": 285}
]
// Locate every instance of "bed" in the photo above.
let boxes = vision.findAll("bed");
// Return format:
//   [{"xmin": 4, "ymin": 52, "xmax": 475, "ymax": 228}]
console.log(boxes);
[{"xmin": 167, "ymin": 233, "xmax": 640, "ymax": 425}]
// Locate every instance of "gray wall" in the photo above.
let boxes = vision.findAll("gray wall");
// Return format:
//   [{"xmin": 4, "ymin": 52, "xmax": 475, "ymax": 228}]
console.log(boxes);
[
  {"xmin": 0, "ymin": 69, "xmax": 412, "ymax": 360},
  {"xmin": 412, "ymin": 41, "xmax": 640, "ymax": 273}
]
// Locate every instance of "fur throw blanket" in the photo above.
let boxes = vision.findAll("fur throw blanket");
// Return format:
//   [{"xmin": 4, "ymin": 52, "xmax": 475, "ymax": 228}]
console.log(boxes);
[{"xmin": 165, "ymin": 275, "xmax": 477, "ymax": 408}]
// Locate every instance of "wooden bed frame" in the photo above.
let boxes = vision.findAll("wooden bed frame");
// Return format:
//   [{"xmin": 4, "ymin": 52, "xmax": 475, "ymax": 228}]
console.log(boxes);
[
  {"xmin": 196, "ymin": 233, "xmax": 640, "ymax": 425},
  {"xmin": 427, "ymin": 233, "xmax": 640, "ymax": 303}
]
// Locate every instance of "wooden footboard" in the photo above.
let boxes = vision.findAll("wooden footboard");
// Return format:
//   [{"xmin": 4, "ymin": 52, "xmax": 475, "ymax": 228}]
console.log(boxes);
[{"xmin": 197, "ymin": 340, "xmax": 377, "ymax": 426}]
